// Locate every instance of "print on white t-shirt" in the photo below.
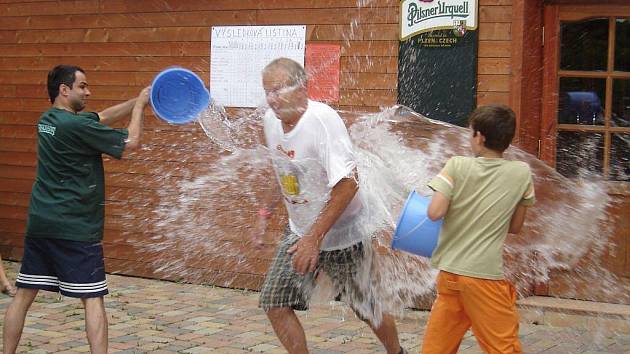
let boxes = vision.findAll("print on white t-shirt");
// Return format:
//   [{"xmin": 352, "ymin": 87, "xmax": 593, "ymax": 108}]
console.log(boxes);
[{"xmin": 263, "ymin": 100, "xmax": 368, "ymax": 251}]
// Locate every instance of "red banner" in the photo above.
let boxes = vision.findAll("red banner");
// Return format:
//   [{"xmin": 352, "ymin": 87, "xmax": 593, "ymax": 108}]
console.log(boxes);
[{"xmin": 305, "ymin": 44, "xmax": 341, "ymax": 103}]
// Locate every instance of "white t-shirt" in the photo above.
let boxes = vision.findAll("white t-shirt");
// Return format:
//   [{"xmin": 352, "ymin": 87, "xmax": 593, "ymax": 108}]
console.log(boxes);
[{"xmin": 263, "ymin": 100, "xmax": 366, "ymax": 251}]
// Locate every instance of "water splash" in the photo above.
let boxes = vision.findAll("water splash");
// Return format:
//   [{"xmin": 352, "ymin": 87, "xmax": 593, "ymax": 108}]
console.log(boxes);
[{"xmin": 128, "ymin": 103, "xmax": 626, "ymax": 327}]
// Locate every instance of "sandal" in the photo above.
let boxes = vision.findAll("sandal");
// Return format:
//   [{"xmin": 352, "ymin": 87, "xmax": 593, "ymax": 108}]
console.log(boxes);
[{"xmin": 1, "ymin": 283, "xmax": 16, "ymax": 297}]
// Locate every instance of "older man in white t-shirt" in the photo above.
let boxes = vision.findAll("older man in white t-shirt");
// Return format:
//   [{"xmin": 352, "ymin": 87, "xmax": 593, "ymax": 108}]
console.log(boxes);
[{"xmin": 255, "ymin": 58, "xmax": 406, "ymax": 354}]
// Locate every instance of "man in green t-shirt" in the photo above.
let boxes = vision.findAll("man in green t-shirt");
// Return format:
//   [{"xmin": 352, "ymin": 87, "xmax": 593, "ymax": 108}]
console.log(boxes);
[
  {"xmin": 3, "ymin": 65, "xmax": 150, "ymax": 354},
  {"xmin": 421, "ymin": 105, "xmax": 535, "ymax": 354}
]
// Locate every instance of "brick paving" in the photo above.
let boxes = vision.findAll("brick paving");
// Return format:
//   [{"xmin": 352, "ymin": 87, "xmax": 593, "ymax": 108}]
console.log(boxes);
[{"xmin": 1, "ymin": 261, "xmax": 629, "ymax": 353}]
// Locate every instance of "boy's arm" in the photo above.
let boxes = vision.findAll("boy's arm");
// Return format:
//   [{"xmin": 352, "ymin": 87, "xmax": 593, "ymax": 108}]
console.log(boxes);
[
  {"xmin": 510, "ymin": 166, "xmax": 535, "ymax": 234},
  {"xmin": 427, "ymin": 191, "xmax": 450, "ymax": 221},
  {"xmin": 508, "ymin": 204, "xmax": 528, "ymax": 234},
  {"xmin": 427, "ymin": 157, "xmax": 457, "ymax": 221}
]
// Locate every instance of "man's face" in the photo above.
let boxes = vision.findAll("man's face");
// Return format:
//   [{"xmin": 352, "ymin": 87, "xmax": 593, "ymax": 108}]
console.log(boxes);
[
  {"xmin": 262, "ymin": 70, "xmax": 304, "ymax": 122},
  {"xmin": 65, "ymin": 71, "xmax": 91, "ymax": 112}
]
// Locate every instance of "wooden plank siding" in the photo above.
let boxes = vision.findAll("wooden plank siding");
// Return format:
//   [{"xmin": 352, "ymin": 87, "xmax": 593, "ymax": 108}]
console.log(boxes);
[
  {"xmin": 0, "ymin": 0, "xmax": 515, "ymax": 290},
  {"xmin": 478, "ymin": 0, "xmax": 513, "ymax": 107}
]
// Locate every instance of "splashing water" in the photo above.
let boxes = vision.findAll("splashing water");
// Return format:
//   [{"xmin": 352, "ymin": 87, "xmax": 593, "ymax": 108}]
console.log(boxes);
[
  {"xmin": 348, "ymin": 106, "xmax": 622, "ymax": 304},
  {"xmin": 196, "ymin": 100, "xmax": 265, "ymax": 152},
  {"xmin": 128, "ymin": 102, "xmax": 626, "ymax": 328}
]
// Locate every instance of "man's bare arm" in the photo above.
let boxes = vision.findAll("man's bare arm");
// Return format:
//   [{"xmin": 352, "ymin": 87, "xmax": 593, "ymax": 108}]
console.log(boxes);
[{"xmin": 98, "ymin": 98, "xmax": 138, "ymax": 126}]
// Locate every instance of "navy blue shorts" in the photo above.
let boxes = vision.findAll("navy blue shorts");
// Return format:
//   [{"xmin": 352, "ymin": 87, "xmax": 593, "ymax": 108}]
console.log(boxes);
[{"xmin": 16, "ymin": 238, "xmax": 108, "ymax": 298}]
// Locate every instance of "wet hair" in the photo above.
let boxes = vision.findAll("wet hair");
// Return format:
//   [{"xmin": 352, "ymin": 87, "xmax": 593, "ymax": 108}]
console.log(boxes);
[
  {"xmin": 47, "ymin": 65, "xmax": 85, "ymax": 103},
  {"xmin": 469, "ymin": 105, "xmax": 516, "ymax": 152},
  {"xmin": 262, "ymin": 57, "xmax": 307, "ymax": 88}
]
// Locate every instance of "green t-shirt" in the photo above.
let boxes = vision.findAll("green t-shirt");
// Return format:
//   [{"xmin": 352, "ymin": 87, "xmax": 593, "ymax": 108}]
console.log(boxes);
[
  {"xmin": 427, "ymin": 156, "xmax": 536, "ymax": 280},
  {"xmin": 26, "ymin": 108, "xmax": 129, "ymax": 242}
]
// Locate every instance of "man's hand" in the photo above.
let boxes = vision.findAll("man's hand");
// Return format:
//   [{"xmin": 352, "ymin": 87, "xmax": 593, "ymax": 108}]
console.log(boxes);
[
  {"xmin": 250, "ymin": 216, "xmax": 267, "ymax": 250},
  {"xmin": 136, "ymin": 86, "xmax": 151, "ymax": 107},
  {"xmin": 287, "ymin": 236, "xmax": 320, "ymax": 275}
]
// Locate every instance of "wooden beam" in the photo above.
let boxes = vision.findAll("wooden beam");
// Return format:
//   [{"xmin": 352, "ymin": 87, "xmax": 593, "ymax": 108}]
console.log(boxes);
[{"xmin": 510, "ymin": 0, "xmax": 544, "ymax": 155}]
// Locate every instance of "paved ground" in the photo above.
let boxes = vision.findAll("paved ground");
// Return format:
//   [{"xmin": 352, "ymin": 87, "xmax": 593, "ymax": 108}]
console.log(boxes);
[{"xmin": 1, "ymin": 261, "xmax": 629, "ymax": 353}]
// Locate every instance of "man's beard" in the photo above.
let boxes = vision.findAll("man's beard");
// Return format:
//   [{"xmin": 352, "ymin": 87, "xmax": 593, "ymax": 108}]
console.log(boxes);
[{"xmin": 70, "ymin": 99, "xmax": 85, "ymax": 112}]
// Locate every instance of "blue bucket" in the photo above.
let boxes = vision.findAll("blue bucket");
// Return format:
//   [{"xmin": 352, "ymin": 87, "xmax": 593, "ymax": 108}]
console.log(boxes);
[
  {"xmin": 150, "ymin": 67, "xmax": 210, "ymax": 125},
  {"xmin": 391, "ymin": 191, "xmax": 442, "ymax": 257}
]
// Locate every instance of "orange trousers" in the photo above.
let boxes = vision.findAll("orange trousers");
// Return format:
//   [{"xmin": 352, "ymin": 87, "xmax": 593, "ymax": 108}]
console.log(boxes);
[{"xmin": 421, "ymin": 271, "xmax": 523, "ymax": 354}]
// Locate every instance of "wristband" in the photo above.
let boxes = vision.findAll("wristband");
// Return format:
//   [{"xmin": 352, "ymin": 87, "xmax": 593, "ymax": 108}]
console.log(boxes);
[{"xmin": 258, "ymin": 208, "xmax": 272, "ymax": 218}]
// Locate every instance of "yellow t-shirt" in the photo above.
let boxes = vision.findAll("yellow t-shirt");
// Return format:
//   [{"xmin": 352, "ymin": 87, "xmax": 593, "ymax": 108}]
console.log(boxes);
[{"xmin": 427, "ymin": 156, "xmax": 536, "ymax": 280}]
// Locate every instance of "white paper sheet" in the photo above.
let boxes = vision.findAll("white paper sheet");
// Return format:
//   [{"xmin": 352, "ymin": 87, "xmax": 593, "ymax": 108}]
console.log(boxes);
[{"xmin": 210, "ymin": 25, "xmax": 306, "ymax": 108}]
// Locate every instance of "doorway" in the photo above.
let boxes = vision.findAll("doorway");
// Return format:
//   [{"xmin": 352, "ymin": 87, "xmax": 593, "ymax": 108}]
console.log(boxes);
[{"xmin": 539, "ymin": 4, "xmax": 629, "ymax": 303}]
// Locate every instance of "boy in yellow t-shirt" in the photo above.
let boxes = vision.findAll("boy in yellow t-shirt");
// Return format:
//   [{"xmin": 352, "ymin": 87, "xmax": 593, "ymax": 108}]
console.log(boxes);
[{"xmin": 422, "ymin": 105, "xmax": 535, "ymax": 354}]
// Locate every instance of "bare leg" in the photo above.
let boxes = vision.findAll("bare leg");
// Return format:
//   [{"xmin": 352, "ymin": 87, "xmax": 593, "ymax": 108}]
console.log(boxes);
[
  {"xmin": 82, "ymin": 297, "xmax": 108, "ymax": 354},
  {"xmin": 0, "ymin": 255, "xmax": 16, "ymax": 296},
  {"xmin": 3, "ymin": 288, "xmax": 38, "ymax": 354},
  {"xmin": 266, "ymin": 307, "xmax": 309, "ymax": 354},
  {"xmin": 362, "ymin": 313, "xmax": 403, "ymax": 354}
]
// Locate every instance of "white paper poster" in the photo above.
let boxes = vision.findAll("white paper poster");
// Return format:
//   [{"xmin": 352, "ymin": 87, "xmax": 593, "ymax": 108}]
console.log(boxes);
[{"xmin": 210, "ymin": 25, "xmax": 306, "ymax": 108}]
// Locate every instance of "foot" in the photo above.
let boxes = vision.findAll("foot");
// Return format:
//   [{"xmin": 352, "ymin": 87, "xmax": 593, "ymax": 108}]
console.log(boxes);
[{"xmin": 1, "ymin": 282, "xmax": 16, "ymax": 297}]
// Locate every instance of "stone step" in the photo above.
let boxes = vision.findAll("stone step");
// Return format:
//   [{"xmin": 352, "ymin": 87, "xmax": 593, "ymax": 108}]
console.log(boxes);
[{"xmin": 517, "ymin": 296, "xmax": 630, "ymax": 335}]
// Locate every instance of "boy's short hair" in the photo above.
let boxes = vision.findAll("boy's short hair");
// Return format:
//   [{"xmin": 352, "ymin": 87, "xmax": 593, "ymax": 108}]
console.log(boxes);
[
  {"xmin": 469, "ymin": 105, "xmax": 516, "ymax": 152},
  {"xmin": 47, "ymin": 65, "xmax": 85, "ymax": 104}
]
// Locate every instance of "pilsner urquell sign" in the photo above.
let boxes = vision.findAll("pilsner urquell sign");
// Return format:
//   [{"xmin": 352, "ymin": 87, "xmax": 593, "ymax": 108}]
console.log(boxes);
[{"xmin": 400, "ymin": 0, "xmax": 478, "ymax": 40}]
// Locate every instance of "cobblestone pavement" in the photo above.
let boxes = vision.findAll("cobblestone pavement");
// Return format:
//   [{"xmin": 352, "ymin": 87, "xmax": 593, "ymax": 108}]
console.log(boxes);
[{"xmin": 1, "ymin": 262, "xmax": 628, "ymax": 353}]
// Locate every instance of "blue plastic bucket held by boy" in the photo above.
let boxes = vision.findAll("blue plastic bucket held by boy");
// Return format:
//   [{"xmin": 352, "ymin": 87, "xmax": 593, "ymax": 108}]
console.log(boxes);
[
  {"xmin": 150, "ymin": 67, "xmax": 210, "ymax": 125},
  {"xmin": 391, "ymin": 191, "xmax": 443, "ymax": 257}
]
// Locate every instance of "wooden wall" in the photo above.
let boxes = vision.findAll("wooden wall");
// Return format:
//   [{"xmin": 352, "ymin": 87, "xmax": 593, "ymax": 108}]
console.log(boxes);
[
  {"xmin": 477, "ymin": 0, "xmax": 513, "ymax": 107},
  {"xmin": 0, "ymin": 0, "xmax": 516, "ymax": 290}
]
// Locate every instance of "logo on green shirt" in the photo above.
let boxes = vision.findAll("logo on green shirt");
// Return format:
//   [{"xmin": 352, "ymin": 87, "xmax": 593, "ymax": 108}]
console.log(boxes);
[{"xmin": 38, "ymin": 124, "xmax": 56, "ymax": 136}]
